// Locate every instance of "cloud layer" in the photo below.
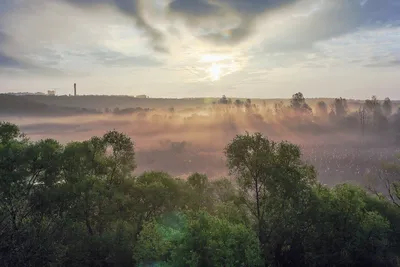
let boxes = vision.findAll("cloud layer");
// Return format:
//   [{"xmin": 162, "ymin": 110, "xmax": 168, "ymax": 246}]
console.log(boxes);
[{"xmin": 1, "ymin": 0, "xmax": 400, "ymax": 98}]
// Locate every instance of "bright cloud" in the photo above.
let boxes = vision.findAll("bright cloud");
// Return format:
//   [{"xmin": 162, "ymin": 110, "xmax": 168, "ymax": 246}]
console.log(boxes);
[{"xmin": 0, "ymin": 0, "xmax": 400, "ymax": 98}]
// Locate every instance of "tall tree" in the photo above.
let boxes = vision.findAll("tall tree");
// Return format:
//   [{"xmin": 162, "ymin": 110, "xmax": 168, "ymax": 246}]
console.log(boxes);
[
  {"xmin": 333, "ymin": 97, "xmax": 348, "ymax": 118},
  {"xmin": 316, "ymin": 101, "xmax": 328, "ymax": 118},
  {"xmin": 225, "ymin": 132, "xmax": 316, "ymax": 263},
  {"xmin": 364, "ymin": 96, "xmax": 387, "ymax": 131},
  {"xmin": 290, "ymin": 92, "xmax": 312, "ymax": 114},
  {"xmin": 383, "ymin": 97, "xmax": 393, "ymax": 117},
  {"xmin": 365, "ymin": 95, "xmax": 380, "ymax": 113}
]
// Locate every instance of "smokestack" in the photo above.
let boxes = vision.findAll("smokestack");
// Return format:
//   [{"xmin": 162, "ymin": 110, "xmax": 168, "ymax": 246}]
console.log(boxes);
[{"xmin": 74, "ymin": 83, "xmax": 76, "ymax": 96}]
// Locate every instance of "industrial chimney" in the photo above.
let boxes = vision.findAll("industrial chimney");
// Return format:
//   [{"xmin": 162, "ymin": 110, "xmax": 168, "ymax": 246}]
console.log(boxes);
[{"xmin": 74, "ymin": 83, "xmax": 77, "ymax": 96}]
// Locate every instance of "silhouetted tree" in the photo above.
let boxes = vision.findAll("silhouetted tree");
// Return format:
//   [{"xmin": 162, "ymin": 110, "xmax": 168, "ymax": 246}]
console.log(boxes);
[
  {"xmin": 358, "ymin": 106, "xmax": 367, "ymax": 137},
  {"xmin": 219, "ymin": 95, "xmax": 229, "ymax": 105},
  {"xmin": 365, "ymin": 96, "xmax": 387, "ymax": 130},
  {"xmin": 235, "ymin": 99, "xmax": 243, "ymax": 107},
  {"xmin": 365, "ymin": 96, "xmax": 380, "ymax": 114},
  {"xmin": 333, "ymin": 97, "xmax": 348, "ymax": 118},
  {"xmin": 316, "ymin": 101, "xmax": 328, "ymax": 118},
  {"xmin": 383, "ymin": 97, "xmax": 393, "ymax": 117},
  {"xmin": 245, "ymin": 99, "xmax": 252, "ymax": 110},
  {"xmin": 290, "ymin": 92, "xmax": 312, "ymax": 114}
]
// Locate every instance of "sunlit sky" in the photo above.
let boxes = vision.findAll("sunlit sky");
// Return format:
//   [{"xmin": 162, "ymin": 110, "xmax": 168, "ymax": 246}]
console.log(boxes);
[{"xmin": 1, "ymin": 0, "xmax": 400, "ymax": 98}]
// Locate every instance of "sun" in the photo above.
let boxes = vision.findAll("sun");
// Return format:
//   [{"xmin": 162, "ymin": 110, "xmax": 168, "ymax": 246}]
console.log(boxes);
[{"xmin": 209, "ymin": 62, "xmax": 222, "ymax": 81}]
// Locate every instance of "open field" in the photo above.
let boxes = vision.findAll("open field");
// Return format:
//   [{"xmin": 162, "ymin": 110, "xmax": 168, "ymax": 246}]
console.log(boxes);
[{"xmin": 3, "ymin": 104, "xmax": 399, "ymax": 187}]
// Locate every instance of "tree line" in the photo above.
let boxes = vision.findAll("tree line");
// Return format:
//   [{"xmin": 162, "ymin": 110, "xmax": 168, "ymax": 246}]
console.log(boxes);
[
  {"xmin": 214, "ymin": 93, "xmax": 400, "ymax": 135},
  {"xmin": 1, "ymin": 121, "xmax": 400, "ymax": 266}
]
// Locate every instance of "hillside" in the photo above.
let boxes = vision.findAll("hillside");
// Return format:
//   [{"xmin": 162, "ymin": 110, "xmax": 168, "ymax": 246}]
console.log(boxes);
[
  {"xmin": 24, "ymin": 95, "xmax": 208, "ymax": 110},
  {"xmin": 0, "ymin": 94, "xmax": 99, "ymax": 116}
]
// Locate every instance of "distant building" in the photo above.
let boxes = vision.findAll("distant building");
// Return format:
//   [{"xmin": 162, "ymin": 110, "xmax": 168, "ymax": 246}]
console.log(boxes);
[
  {"xmin": 136, "ymin": 95, "xmax": 148, "ymax": 98},
  {"xmin": 74, "ymin": 83, "xmax": 77, "ymax": 96},
  {"xmin": 47, "ymin": 90, "xmax": 56, "ymax": 96},
  {"xmin": 8, "ymin": 92, "xmax": 46, "ymax": 96}
]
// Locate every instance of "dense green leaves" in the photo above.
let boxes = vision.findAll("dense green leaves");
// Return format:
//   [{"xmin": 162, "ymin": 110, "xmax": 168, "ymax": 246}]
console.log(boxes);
[
  {"xmin": 1, "ymin": 122, "xmax": 400, "ymax": 266},
  {"xmin": 170, "ymin": 212, "xmax": 263, "ymax": 267}
]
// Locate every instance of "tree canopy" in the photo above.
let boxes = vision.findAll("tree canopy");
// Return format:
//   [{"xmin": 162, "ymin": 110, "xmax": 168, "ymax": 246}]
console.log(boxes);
[{"xmin": 1, "ymin": 122, "xmax": 400, "ymax": 266}]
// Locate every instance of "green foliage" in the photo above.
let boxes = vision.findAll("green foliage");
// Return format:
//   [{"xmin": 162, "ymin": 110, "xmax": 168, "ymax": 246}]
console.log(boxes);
[
  {"xmin": 134, "ymin": 214, "xmax": 186, "ymax": 266},
  {"xmin": 0, "ymin": 121, "xmax": 24, "ymax": 144},
  {"xmin": 225, "ymin": 132, "xmax": 316, "ymax": 261},
  {"xmin": 304, "ymin": 184, "xmax": 395, "ymax": 266},
  {"xmin": 1, "ymin": 122, "xmax": 400, "ymax": 267},
  {"xmin": 170, "ymin": 212, "xmax": 263, "ymax": 267}
]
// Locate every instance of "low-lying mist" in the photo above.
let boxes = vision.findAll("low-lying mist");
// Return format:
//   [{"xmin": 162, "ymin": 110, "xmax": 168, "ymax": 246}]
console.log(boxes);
[{"xmin": 4, "ymin": 105, "xmax": 399, "ymax": 186}]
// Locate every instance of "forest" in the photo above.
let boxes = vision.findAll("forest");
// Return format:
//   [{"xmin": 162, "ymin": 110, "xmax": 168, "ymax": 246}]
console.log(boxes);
[{"xmin": 1, "ymin": 117, "xmax": 400, "ymax": 267}]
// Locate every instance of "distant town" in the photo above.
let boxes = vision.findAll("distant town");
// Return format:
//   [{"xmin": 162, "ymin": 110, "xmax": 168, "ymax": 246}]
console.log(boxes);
[{"xmin": 3, "ymin": 83, "xmax": 149, "ymax": 99}]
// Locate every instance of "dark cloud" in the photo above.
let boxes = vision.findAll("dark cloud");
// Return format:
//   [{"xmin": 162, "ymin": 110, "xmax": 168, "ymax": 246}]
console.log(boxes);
[
  {"xmin": 218, "ymin": 0, "xmax": 298, "ymax": 14},
  {"xmin": 0, "ymin": 33, "xmax": 67, "ymax": 75},
  {"xmin": 168, "ymin": 0, "xmax": 298, "ymax": 45},
  {"xmin": 0, "ymin": 52, "xmax": 66, "ymax": 76},
  {"xmin": 0, "ymin": 31, "xmax": 28, "ymax": 70},
  {"xmin": 0, "ymin": 31, "xmax": 8, "ymax": 43},
  {"xmin": 0, "ymin": 52, "xmax": 67, "ymax": 76},
  {"xmin": 198, "ymin": 21, "xmax": 253, "ymax": 45},
  {"xmin": 63, "ymin": 0, "xmax": 138, "ymax": 14},
  {"xmin": 0, "ymin": 0, "xmax": 15, "ymax": 16},
  {"xmin": 3, "ymin": 0, "xmax": 400, "ymax": 60},
  {"xmin": 60, "ymin": 0, "xmax": 167, "ymax": 53},
  {"xmin": 168, "ymin": 0, "xmax": 297, "ymax": 17},
  {"xmin": 0, "ymin": 52, "xmax": 25, "ymax": 69},
  {"xmin": 169, "ymin": 0, "xmax": 400, "ymax": 49},
  {"xmin": 169, "ymin": 0, "xmax": 220, "ymax": 16},
  {"xmin": 259, "ymin": 0, "xmax": 400, "ymax": 53}
]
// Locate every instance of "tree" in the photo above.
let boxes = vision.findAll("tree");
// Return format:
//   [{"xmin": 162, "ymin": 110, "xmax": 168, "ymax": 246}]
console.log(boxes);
[
  {"xmin": 245, "ymin": 98, "xmax": 252, "ymax": 107},
  {"xmin": 219, "ymin": 95, "xmax": 229, "ymax": 105},
  {"xmin": 365, "ymin": 95, "xmax": 380, "ymax": 113},
  {"xmin": 364, "ymin": 96, "xmax": 387, "ymax": 131},
  {"xmin": 169, "ymin": 212, "xmax": 263, "ymax": 267},
  {"xmin": 224, "ymin": 132, "xmax": 316, "ymax": 263},
  {"xmin": 181, "ymin": 173, "xmax": 213, "ymax": 212},
  {"xmin": 359, "ymin": 105, "xmax": 367, "ymax": 136},
  {"xmin": 383, "ymin": 97, "xmax": 393, "ymax": 117},
  {"xmin": 234, "ymin": 99, "xmax": 243, "ymax": 107},
  {"xmin": 305, "ymin": 184, "xmax": 394, "ymax": 266},
  {"xmin": 0, "ymin": 124, "xmax": 64, "ymax": 266},
  {"xmin": 333, "ymin": 97, "xmax": 348, "ymax": 118},
  {"xmin": 0, "ymin": 121, "xmax": 24, "ymax": 144},
  {"xmin": 368, "ymin": 159, "xmax": 400, "ymax": 209},
  {"xmin": 290, "ymin": 92, "xmax": 312, "ymax": 114},
  {"xmin": 316, "ymin": 101, "xmax": 328, "ymax": 118},
  {"xmin": 2, "ymin": 121, "xmax": 400, "ymax": 266}
]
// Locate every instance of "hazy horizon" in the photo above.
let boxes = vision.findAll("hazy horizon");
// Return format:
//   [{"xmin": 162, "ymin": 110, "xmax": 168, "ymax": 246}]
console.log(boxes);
[
  {"xmin": 1, "ymin": 0, "xmax": 400, "ymax": 99},
  {"xmin": 5, "ymin": 93, "xmax": 400, "ymax": 101}
]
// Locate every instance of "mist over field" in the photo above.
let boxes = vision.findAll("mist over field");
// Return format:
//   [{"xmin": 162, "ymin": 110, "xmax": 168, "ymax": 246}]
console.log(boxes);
[
  {"xmin": 4, "ymin": 94, "xmax": 399, "ymax": 186},
  {"xmin": 3, "ymin": 0, "xmax": 400, "ymax": 265}
]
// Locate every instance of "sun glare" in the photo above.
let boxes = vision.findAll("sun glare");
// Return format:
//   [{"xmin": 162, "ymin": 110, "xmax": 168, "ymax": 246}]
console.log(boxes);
[
  {"xmin": 200, "ymin": 54, "xmax": 230, "ymax": 63},
  {"xmin": 199, "ymin": 53, "xmax": 234, "ymax": 82},
  {"xmin": 209, "ymin": 63, "xmax": 222, "ymax": 81}
]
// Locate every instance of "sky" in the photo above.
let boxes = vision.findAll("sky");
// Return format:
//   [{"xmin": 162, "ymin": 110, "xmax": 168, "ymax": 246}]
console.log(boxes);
[{"xmin": 0, "ymin": 0, "xmax": 400, "ymax": 99}]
